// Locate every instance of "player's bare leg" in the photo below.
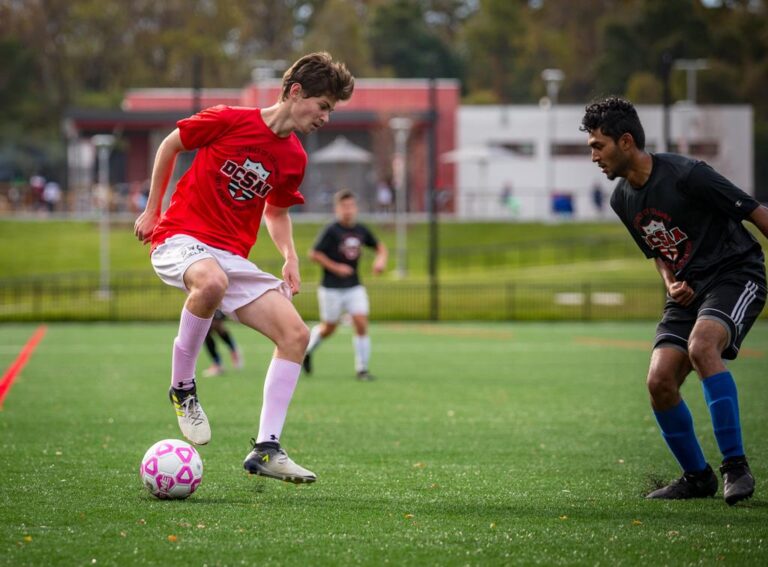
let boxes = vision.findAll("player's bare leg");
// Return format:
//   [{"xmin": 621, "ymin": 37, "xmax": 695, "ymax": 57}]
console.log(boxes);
[
  {"xmin": 238, "ymin": 291, "xmax": 316, "ymax": 484},
  {"xmin": 351, "ymin": 314, "xmax": 373, "ymax": 380},
  {"xmin": 169, "ymin": 259, "xmax": 227, "ymax": 446},
  {"xmin": 645, "ymin": 346, "xmax": 717, "ymax": 500},
  {"xmin": 689, "ymin": 318, "xmax": 754, "ymax": 505}
]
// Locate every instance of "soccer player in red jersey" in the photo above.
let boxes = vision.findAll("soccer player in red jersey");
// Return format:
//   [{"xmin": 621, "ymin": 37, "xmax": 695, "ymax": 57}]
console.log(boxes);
[{"xmin": 134, "ymin": 52, "xmax": 354, "ymax": 484}]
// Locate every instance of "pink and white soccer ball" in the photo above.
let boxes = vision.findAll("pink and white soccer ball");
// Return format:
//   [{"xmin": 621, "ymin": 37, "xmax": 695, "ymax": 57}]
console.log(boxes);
[{"xmin": 140, "ymin": 439, "xmax": 203, "ymax": 499}]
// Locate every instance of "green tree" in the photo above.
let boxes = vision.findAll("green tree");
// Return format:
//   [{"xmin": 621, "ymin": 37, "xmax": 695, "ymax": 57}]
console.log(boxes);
[{"xmin": 369, "ymin": 0, "xmax": 462, "ymax": 78}]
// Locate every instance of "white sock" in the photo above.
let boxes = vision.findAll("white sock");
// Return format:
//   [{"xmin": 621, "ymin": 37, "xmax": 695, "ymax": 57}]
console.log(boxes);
[
  {"xmin": 256, "ymin": 358, "xmax": 301, "ymax": 444},
  {"xmin": 306, "ymin": 325, "xmax": 324, "ymax": 354},
  {"xmin": 172, "ymin": 308, "xmax": 213, "ymax": 390},
  {"xmin": 353, "ymin": 335, "xmax": 371, "ymax": 372}
]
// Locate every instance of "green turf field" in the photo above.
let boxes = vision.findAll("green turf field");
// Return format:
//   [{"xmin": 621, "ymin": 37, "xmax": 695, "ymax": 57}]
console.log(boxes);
[{"xmin": 1, "ymin": 322, "xmax": 767, "ymax": 566}]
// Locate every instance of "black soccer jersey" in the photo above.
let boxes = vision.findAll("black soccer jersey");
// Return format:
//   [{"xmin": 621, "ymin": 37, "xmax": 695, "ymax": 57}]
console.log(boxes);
[
  {"xmin": 313, "ymin": 222, "xmax": 379, "ymax": 288},
  {"xmin": 610, "ymin": 153, "xmax": 764, "ymax": 291}
]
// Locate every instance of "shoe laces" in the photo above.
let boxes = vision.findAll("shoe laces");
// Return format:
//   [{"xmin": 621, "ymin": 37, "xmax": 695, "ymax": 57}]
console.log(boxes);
[{"xmin": 180, "ymin": 394, "xmax": 205, "ymax": 425}]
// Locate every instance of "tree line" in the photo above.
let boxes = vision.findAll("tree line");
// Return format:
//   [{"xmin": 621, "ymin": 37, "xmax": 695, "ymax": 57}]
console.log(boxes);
[{"xmin": 1, "ymin": 0, "xmax": 767, "ymax": 194}]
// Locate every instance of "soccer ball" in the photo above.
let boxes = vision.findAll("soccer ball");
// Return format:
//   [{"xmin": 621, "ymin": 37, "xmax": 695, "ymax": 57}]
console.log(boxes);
[{"xmin": 139, "ymin": 439, "xmax": 203, "ymax": 500}]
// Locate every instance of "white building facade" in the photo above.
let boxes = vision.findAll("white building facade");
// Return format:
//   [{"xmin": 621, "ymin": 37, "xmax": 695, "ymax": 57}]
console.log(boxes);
[{"xmin": 453, "ymin": 104, "xmax": 753, "ymax": 220}]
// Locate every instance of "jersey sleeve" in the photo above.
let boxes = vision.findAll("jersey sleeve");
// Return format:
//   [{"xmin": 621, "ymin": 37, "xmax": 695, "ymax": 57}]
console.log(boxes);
[
  {"xmin": 684, "ymin": 162, "xmax": 759, "ymax": 221},
  {"xmin": 177, "ymin": 105, "xmax": 235, "ymax": 150},
  {"xmin": 312, "ymin": 225, "xmax": 335, "ymax": 253},
  {"xmin": 361, "ymin": 225, "xmax": 379, "ymax": 248},
  {"xmin": 265, "ymin": 185, "xmax": 305, "ymax": 208}
]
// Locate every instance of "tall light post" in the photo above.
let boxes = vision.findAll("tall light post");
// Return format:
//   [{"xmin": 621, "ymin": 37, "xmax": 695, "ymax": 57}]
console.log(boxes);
[
  {"xmin": 541, "ymin": 69, "xmax": 564, "ymax": 216},
  {"xmin": 389, "ymin": 117, "xmax": 413, "ymax": 278},
  {"xmin": 92, "ymin": 134, "xmax": 115, "ymax": 299},
  {"xmin": 673, "ymin": 59, "xmax": 708, "ymax": 154}
]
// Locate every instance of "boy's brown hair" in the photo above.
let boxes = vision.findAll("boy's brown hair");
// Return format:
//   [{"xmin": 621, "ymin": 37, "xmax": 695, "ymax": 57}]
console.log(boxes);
[
  {"xmin": 281, "ymin": 52, "xmax": 354, "ymax": 102},
  {"xmin": 333, "ymin": 189, "xmax": 356, "ymax": 205}
]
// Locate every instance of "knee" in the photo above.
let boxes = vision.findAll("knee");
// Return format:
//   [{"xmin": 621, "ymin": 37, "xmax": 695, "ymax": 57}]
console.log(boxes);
[
  {"xmin": 190, "ymin": 271, "xmax": 228, "ymax": 307},
  {"xmin": 285, "ymin": 321, "xmax": 310, "ymax": 353},
  {"xmin": 647, "ymin": 372, "xmax": 679, "ymax": 409},
  {"xmin": 687, "ymin": 336, "xmax": 718, "ymax": 373}
]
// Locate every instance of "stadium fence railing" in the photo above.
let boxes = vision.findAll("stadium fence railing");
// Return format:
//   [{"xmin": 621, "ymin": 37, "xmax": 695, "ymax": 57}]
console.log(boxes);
[{"xmin": 0, "ymin": 270, "xmax": 684, "ymax": 322}]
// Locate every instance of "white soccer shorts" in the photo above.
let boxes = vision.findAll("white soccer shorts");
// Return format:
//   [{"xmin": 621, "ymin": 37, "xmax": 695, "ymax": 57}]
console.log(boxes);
[
  {"xmin": 151, "ymin": 234, "xmax": 291, "ymax": 322},
  {"xmin": 317, "ymin": 285, "xmax": 370, "ymax": 323}
]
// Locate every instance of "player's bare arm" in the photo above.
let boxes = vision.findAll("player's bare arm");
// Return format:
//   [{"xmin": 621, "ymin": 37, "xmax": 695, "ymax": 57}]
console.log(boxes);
[
  {"xmin": 747, "ymin": 204, "xmax": 768, "ymax": 239},
  {"xmin": 654, "ymin": 257, "xmax": 695, "ymax": 307},
  {"xmin": 264, "ymin": 203, "xmax": 301, "ymax": 295},
  {"xmin": 309, "ymin": 249, "xmax": 354, "ymax": 277},
  {"xmin": 134, "ymin": 129, "xmax": 186, "ymax": 244},
  {"xmin": 372, "ymin": 242, "xmax": 388, "ymax": 275}
]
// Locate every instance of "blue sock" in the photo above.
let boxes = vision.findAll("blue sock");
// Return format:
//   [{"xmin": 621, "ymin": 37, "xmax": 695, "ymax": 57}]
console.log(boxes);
[
  {"xmin": 701, "ymin": 371, "xmax": 744, "ymax": 460},
  {"xmin": 653, "ymin": 400, "xmax": 708, "ymax": 473}
]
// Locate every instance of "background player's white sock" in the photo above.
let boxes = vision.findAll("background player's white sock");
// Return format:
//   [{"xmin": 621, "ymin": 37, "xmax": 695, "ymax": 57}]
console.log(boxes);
[
  {"xmin": 172, "ymin": 307, "xmax": 213, "ymax": 390},
  {"xmin": 306, "ymin": 324, "xmax": 324, "ymax": 353},
  {"xmin": 256, "ymin": 358, "xmax": 301, "ymax": 444},
  {"xmin": 354, "ymin": 335, "xmax": 371, "ymax": 372}
]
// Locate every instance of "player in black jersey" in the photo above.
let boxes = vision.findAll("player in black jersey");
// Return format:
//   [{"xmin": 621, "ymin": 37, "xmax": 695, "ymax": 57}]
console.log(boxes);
[
  {"xmin": 581, "ymin": 96, "xmax": 768, "ymax": 505},
  {"xmin": 303, "ymin": 190, "xmax": 388, "ymax": 380}
]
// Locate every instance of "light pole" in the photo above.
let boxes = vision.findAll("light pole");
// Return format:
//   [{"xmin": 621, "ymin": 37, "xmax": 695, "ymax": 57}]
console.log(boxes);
[
  {"xmin": 673, "ymin": 59, "xmax": 708, "ymax": 155},
  {"xmin": 92, "ymin": 134, "xmax": 115, "ymax": 299},
  {"xmin": 389, "ymin": 117, "xmax": 413, "ymax": 278},
  {"xmin": 541, "ymin": 69, "xmax": 564, "ymax": 217}
]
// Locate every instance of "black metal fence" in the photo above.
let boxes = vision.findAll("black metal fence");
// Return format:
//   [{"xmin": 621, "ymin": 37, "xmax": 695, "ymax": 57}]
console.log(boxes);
[{"xmin": 0, "ymin": 270, "xmax": 677, "ymax": 322}]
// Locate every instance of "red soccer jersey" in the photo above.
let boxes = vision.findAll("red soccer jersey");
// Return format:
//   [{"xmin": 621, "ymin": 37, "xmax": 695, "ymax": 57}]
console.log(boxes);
[{"xmin": 151, "ymin": 105, "xmax": 306, "ymax": 258}]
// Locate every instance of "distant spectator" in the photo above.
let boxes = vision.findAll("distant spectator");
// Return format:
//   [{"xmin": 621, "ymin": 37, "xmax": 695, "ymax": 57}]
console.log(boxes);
[
  {"xmin": 376, "ymin": 179, "xmax": 393, "ymax": 214},
  {"xmin": 592, "ymin": 182, "xmax": 604, "ymax": 216},
  {"xmin": 29, "ymin": 174, "xmax": 45, "ymax": 210},
  {"xmin": 42, "ymin": 180, "xmax": 62, "ymax": 213}
]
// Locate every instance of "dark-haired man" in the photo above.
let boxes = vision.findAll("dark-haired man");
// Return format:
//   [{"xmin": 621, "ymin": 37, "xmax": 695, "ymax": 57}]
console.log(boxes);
[{"xmin": 581, "ymin": 96, "xmax": 768, "ymax": 505}]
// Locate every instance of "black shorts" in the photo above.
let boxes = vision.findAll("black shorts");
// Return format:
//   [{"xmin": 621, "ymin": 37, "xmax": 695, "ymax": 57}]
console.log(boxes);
[{"xmin": 654, "ymin": 269, "xmax": 766, "ymax": 360}]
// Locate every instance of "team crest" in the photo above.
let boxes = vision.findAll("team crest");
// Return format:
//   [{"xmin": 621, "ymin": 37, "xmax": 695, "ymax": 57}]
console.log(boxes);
[
  {"xmin": 340, "ymin": 235, "xmax": 362, "ymax": 261},
  {"xmin": 641, "ymin": 219, "xmax": 688, "ymax": 261},
  {"xmin": 220, "ymin": 157, "xmax": 273, "ymax": 201}
]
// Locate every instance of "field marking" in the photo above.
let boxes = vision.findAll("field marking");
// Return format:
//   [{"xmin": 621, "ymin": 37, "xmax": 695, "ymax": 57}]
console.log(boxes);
[
  {"xmin": 0, "ymin": 325, "xmax": 47, "ymax": 410},
  {"xmin": 574, "ymin": 336, "xmax": 764, "ymax": 358}
]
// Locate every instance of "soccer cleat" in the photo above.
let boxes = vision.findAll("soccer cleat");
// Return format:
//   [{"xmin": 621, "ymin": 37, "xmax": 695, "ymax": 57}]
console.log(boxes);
[
  {"xmin": 243, "ymin": 439, "xmax": 316, "ymax": 484},
  {"xmin": 203, "ymin": 364, "xmax": 223, "ymax": 378},
  {"xmin": 720, "ymin": 457, "xmax": 754, "ymax": 506},
  {"xmin": 356, "ymin": 370, "xmax": 375, "ymax": 381},
  {"xmin": 646, "ymin": 464, "xmax": 718, "ymax": 500},
  {"xmin": 302, "ymin": 352, "xmax": 312, "ymax": 375},
  {"xmin": 168, "ymin": 386, "xmax": 211, "ymax": 445}
]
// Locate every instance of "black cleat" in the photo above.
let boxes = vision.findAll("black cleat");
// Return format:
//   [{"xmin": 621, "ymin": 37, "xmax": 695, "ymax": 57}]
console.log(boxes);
[
  {"xmin": 720, "ymin": 457, "xmax": 754, "ymax": 506},
  {"xmin": 646, "ymin": 464, "xmax": 718, "ymax": 500},
  {"xmin": 356, "ymin": 370, "xmax": 375, "ymax": 381},
  {"xmin": 302, "ymin": 352, "xmax": 312, "ymax": 375}
]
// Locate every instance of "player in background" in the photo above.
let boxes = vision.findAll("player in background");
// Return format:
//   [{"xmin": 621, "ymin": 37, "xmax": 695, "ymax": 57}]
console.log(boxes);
[
  {"xmin": 581, "ymin": 96, "xmax": 768, "ymax": 505},
  {"xmin": 303, "ymin": 190, "xmax": 387, "ymax": 380},
  {"xmin": 133, "ymin": 52, "xmax": 354, "ymax": 484},
  {"xmin": 202, "ymin": 310, "xmax": 242, "ymax": 377}
]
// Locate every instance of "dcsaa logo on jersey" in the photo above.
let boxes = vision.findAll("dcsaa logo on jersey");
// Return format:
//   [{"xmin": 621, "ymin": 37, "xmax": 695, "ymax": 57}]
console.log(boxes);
[
  {"xmin": 340, "ymin": 235, "xmax": 362, "ymax": 261},
  {"xmin": 220, "ymin": 158, "xmax": 273, "ymax": 201},
  {"xmin": 641, "ymin": 219, "xmax": 688, "ymax": 261}
]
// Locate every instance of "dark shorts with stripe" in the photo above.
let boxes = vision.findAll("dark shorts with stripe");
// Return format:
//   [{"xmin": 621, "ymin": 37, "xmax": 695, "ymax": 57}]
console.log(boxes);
[{"xmin": 654, "ymin": 267, "xmax": 767, "ymax": 360}]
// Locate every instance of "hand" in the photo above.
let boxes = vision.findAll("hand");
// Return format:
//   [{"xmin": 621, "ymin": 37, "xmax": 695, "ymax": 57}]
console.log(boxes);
[
  {"xmin": 283, "ymin": 257, "xmax": 301, "ymax": 295},
  {"xmin": 133, "ymin": 211, "xmax": 159, "ymax": 245},
  {"xmin": 372, "ymin": 258, "xmax": 386, "ymax": 275},
  {"xmin": 668, "ymin": 280, "xmax": 695, "ymax": 307},
  {"xmin": 332, "ymin": 263, "xmax": 354, "ymax": 277}
]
